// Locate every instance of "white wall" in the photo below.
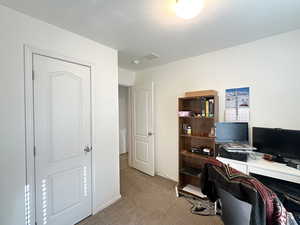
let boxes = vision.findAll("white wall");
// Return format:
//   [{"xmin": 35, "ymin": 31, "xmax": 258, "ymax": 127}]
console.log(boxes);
[
  {"xmin": 136, "ymin": 29, "xmax": 300, "ymax": 181},
  {"xmin": 0, "ymin": 5, "xmax": 119, "ymax": 225},
  {"xmin": 119, "ymin": 86, "xmax": 129, "ymax": 154},
  {"xmin": 118, "ymin": 67, "xmax": 136, "ymax": 86}
]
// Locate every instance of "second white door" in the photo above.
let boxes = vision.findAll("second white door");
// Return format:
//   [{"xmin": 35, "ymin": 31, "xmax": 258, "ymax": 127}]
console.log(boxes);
[
  {"xmin": 132, "ymin": 83, "xmax": 155, "ymax": 176},
  {"xmin": 33, "ymin": 54, "xmax": 92, "ymax": 225}
]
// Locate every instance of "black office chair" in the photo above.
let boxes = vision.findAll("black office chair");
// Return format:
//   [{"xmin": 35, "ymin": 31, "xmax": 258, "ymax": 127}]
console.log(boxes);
[
  {"xmin": 200, "ymin": 159, "xmax": 298, "ymax": 225},
  {"xmin": 217, "ymin": 187, "xmax": 251, "ymax": 225}
]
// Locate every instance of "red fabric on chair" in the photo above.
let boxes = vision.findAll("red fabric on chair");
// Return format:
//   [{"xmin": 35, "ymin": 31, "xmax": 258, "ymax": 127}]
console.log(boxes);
[{"xmin": 200, "ymin": 158, "xmax": 296, "ymax": 225}]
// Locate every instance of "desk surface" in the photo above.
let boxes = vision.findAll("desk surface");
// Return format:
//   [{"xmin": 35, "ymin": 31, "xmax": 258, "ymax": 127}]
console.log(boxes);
[{"xmin": 217, "ymin": 154, "xmax": 300, "ymax": 184}]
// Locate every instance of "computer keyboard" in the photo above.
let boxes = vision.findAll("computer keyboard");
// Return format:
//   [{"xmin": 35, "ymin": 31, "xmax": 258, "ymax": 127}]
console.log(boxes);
[{"xmin": 223, "ymin": 143, "xmax": 257, "ymax": 151}]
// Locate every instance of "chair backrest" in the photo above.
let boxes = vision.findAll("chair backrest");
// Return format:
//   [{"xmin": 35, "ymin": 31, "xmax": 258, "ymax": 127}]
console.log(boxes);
[{"xmin": 217, "ymin": 187, "xmax": 252, "ymax": 225}]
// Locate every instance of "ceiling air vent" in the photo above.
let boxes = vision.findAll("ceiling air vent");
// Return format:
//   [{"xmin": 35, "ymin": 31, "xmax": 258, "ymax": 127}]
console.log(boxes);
[
  {"xmin": 144, "ymin": 53, "xmax": 160, "ymax": 61},
  {"xmin": 131, "ymin": 53, "xmax": 160, "ymax": 65}
]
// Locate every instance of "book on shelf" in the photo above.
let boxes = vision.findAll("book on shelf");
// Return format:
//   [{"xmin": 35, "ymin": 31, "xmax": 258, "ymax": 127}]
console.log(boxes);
[
  {"xmin": 209, "ymin": 99, "xmax": 214, "ymax": 117},
  {"xmin": 200, "ymin": 98, "xmax": 214, "ymax": 118},
  {"xmin": 205, "ymin": 100, "xmax": 209, "ymax": 117},
  {"xmin": 201, "ymin": 97, "xmax": 206, "ymax": 117}
]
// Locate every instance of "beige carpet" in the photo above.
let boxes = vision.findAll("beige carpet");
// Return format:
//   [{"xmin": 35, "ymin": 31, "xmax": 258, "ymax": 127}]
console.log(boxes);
[{"xmin": 78, "ymin": 153, "xmax": 223, "ymax": 225}]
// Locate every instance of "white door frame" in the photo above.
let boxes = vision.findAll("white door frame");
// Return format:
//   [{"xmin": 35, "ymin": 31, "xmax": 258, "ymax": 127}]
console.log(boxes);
[
  {"xmin": 127, "ymin": 87, "xmax": 133, "ymax": 167},
  {"xmin": 24, "ymin": 45, "xmax": 95, "ymax": 224}
]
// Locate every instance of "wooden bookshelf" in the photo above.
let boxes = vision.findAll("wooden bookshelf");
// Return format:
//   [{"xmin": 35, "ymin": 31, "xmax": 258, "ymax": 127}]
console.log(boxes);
[{"xmin": 178, "ymin": 91, "xmax": 219, "ymax": 196}]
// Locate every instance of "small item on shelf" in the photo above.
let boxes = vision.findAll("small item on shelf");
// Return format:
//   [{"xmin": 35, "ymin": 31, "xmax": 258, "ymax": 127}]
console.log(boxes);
[
  {"xmin": 187, "ymin": 126, "xmax": 192, "ymax": 135},
  {"xmin": 182, "ymin": 124, "xmax": 188, "ymax": 134},
  {"xmin": 195, "ymin": 113, "xmax": 201, "ymax": 118},
  {"xmin": 202, "ymin": 148, "xmax": 211, "ymax": 155},
  {"xmin": 191, "ymin": 146, "xmax": 213, "ymax": 156},
  {"xmin": 191, "ymin": 147, "xmax": 202, "ymax": 154},
  {"xmin": 209, "ymin": 127, "xmax": 216, "ymax": 137},
  {"xmin": 178, "ymin": 111, "xmax": 192, "ymax": 117}
]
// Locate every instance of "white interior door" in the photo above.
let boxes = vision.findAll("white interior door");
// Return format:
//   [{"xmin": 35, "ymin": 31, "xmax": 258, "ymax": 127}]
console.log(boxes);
[
  {"xmin": 132, "ymin": 83, "xmax": 155, "ymax": 176},
  {"xmin": 33, "ymin": 54, "xmax": 92, "ymax": 225}
]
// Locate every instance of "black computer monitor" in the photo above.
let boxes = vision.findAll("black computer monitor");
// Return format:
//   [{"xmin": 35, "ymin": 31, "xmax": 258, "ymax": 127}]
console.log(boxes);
[
  {"xmin": 253, "ymin": 127, "xmax": 300, "ymax": 160},
  {"xmin": 216, "ymin": 122, "xmax": 249, "ymax": 143}
]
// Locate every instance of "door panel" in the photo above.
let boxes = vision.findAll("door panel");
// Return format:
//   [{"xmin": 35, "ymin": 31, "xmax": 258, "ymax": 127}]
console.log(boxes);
[
  {"xmin": 132, "ymin": 83, "xmax": 154, "ymax": 176},
  {"xmin": 51, "ymin": 73, "xmax": 82, "ymax": 162},
  {"xmin": 135, "ymin": 91, "xmax": 148, "ymax": 136},
  {"xmin": 135, "ymin": 141, "xmax": 149, "ymax": 162},
  {"xmin": 51, "ymin": 168, "xmax": 81, "ymax": 215},
  {"xmin": 33, "ymin": 54, "xmax": 92, "ymax": 225}
]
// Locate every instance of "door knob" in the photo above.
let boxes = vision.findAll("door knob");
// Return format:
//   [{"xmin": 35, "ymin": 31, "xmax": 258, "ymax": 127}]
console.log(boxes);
[
  {"xmin": 84, "ymin": 146, "xmax": 92, "ymax": 153},
  {"xmin": 148, "ymin": 132, "xmax": 153, "ymax": 136}
]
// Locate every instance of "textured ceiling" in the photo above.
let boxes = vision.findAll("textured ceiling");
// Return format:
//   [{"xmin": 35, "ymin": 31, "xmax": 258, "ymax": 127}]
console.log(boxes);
[{"xmin": 1, "ymin": 0, "xmax": 300, "ymax": 71}]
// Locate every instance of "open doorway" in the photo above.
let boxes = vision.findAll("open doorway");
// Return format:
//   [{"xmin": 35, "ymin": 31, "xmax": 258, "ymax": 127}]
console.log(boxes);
[
  {"xmin": 118, "ymin": 82, "xmax": 155, "ymax": 176},
  {"xmin": 118, "ymin": 85, "xmax": 131, "ymax": 170}
]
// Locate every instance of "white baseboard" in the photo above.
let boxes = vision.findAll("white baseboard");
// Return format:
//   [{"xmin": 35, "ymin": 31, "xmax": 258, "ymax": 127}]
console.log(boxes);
[
  {"xmin": 156, "ymin": 171, "xmax": 178, "ymax": 182},
  {"xmin": 93, "ymin": 194, "xmax": 122, "ymax": 215}
]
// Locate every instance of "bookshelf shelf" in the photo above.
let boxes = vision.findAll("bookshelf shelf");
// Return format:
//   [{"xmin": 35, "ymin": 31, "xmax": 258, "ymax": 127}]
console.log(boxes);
[
  {"xmin": 179, "ymin": 116, "xmax": 215, "ymax": 120},
  {"xmin": 180, "ymin": 167, "xmax": 202, "ymax": 178},
  {"xmin": 178, "ymin": 90, "xmax": 219, "ymax": 196},
  {"xmin": 180, "ymin": 150, "xmax": 214, "ymax": 160},
  {"xmin": 180, "ymin": 134, "xmax": 215, "ymax": 140}
]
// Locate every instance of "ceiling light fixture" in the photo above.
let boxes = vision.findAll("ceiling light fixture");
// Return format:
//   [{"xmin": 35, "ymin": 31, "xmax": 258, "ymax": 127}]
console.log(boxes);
[{"xmin": 175, "ymin": 0, "xmax": 204, "ymax": 20}]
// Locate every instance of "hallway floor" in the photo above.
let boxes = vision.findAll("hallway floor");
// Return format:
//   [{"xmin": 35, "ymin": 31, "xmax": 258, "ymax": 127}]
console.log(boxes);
[{"xmin": 78, "ymin": 153, "xmax": 223, "ymax": 225}]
